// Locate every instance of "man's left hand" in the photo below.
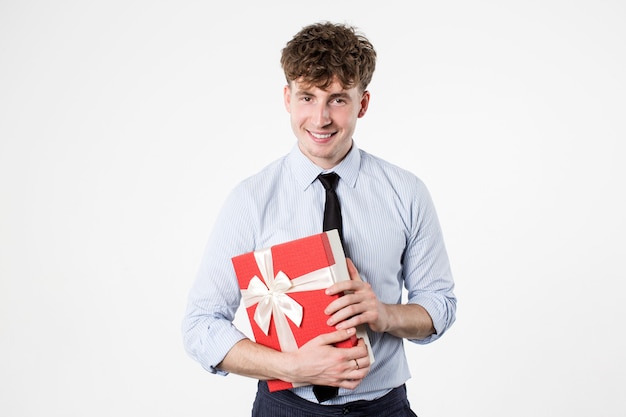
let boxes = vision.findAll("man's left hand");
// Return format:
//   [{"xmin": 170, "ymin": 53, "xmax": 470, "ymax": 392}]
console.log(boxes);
[{"xmin": 324, "ymin": 258, "xmax": 389, "ymax": 333}]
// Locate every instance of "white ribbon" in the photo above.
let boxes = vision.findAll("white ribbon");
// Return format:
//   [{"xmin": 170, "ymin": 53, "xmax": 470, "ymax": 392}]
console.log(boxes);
[{"xmin": 240, "ymin": 247, "xmax": 336, "ymax": 353}]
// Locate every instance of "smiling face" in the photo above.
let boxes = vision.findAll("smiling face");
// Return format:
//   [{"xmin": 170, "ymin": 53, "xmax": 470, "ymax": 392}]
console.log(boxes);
[{"xmin": 284, "ymin": 77, "xmax": 370, "ymax": 169}]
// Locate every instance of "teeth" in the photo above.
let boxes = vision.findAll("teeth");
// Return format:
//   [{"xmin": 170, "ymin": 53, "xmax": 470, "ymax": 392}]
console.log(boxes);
[{"xmin": 311, "ymin": 132, "xmax": 332, "ymax": 139}]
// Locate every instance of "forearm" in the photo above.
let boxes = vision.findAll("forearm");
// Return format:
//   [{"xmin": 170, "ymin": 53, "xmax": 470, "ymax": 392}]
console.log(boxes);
[
  {"xmin": 218, "ymin": 329, "xmax": 369, "ymax": 389},
  {"xmin": 380, "ymin": 303, "xmax": 435, "ymax": 340},
  {"xmin": 217, "ymin": 339, "xmax": 295, "ymax": 382}
]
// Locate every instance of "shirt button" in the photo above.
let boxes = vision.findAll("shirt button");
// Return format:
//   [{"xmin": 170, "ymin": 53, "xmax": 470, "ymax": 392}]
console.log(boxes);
[{"xmin": 342, "ymin": 407, "xmax": 350, "ymax": 414}]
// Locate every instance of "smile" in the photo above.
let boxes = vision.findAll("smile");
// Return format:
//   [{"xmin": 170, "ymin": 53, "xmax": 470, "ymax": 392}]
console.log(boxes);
[{"xmin": 309, "ymin": 131, "xmax": 334, "ymax": 139}]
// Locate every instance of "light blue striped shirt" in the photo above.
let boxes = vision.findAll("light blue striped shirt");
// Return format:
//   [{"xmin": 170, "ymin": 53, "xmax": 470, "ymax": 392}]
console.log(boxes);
[{"xmin": 182, "ymin": 142, "xmax": 456, "ymax": 404}]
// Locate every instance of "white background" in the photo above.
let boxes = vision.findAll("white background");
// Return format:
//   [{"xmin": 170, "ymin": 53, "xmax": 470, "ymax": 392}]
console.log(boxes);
[{"xmin": 1, "ymin": 1, "xmax": 624, "ymax": 416}]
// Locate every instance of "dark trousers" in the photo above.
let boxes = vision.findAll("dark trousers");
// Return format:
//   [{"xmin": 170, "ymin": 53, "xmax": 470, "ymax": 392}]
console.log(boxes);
[{"xmin": 251, "ymin": 381, "xmax": 418, "ymax": 417}]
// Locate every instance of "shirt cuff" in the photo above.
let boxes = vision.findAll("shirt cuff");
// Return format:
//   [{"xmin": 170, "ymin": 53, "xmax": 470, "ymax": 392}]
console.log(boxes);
[{"xmin": 406, "ymin": 295, "xmax": 455, "ymax": 345}]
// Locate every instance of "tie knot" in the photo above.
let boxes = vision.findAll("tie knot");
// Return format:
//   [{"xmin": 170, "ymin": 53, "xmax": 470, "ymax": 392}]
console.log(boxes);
[{"xmin": 318, "ymin": 172, "xmax": 339, "ymax": 191}]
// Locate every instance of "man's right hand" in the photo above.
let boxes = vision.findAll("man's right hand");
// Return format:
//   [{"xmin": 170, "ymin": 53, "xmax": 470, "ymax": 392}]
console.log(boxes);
[{"xmin": 284, "ymin": 328, "xmax": 371, "ymax": 389}]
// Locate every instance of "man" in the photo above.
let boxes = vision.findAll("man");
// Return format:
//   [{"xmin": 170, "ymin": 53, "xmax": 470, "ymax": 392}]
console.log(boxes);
[{"xmin": 182, "ymin": 22, "xmax": 456, "ymax": 416}]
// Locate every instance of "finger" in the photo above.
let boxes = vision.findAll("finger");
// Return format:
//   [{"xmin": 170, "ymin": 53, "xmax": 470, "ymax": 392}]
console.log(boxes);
[
  {"xmin": 351, "ymin": 357, "xmax": 370, "ymax": 372},
  {"xmin": 330, "ymin": 259, "xmax": 362, "ymax": 293},
  {"xmin": 328, "ymin": 306, "xmax": 366, "ymax": 329},
  {"xmin": 324, "ymin": 290, "xmax": 358, "ymax": 316},
  {"xmin": 341, "ymin": 358, "xmax": 370, "ymax": 388},
  {"xmin": 327, "ymin": 300, "xmax": 372, "ymax": 330},
  {"xmin": 354, "ymin": 351, "xmax": 370, "ymax": 369},
  {"xmin": 325, "ymin": 279, "xmax": 358, "ymax": 296},
  {"xmin": 355, "ymin": 337, "xmax": 371, "ymax": 361},
  {"xmin": 336, "ymin": 316, "xmax": 364, "ymax": 331},
  {"xmin": 340, "ymin": 375, "xmax": 365, "ymax": 390},
  {"xmin": 326, "ymin": 259, "xmax": 362, "ymax": 296},
  {"xmin": 347, "ymin": 338, "xmax": 370, "ymax": 363},
  {"xmin": 346, "ymin": 258, "xmax": 362, "ymax": 282},
  {"xmin": 314, "ymin": 328, "xmax": 356, "ymax": 346}
]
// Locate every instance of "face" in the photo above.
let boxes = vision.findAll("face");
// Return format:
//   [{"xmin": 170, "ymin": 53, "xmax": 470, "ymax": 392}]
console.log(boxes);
[{"xmin": 283, "ymin": 78, "xmax": 370, "ymax": 169}]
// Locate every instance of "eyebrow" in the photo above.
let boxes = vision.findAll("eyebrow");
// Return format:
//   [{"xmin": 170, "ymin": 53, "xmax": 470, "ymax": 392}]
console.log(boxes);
[
  {"xmin": 295, "ymin": 90, "xmax": 352, "ymax": 101},
  {"xmin": 328, "ymin": 92, "xmax": 352, "ymax": 100}
]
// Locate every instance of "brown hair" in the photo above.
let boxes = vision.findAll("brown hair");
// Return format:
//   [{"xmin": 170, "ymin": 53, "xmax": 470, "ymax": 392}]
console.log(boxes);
[{"xmin": 280, "ymin": 22, "xmax": 377, "ymax": 92}]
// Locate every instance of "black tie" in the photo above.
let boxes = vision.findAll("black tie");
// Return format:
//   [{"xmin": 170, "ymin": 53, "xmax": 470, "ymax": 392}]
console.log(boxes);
[
  {"xmin": 318, "ymin": 172, "xmax": 343, "ymax": 243},
  {"xmin": 313, "ymin": 172, "xmax": 342, "ymax": 402}
]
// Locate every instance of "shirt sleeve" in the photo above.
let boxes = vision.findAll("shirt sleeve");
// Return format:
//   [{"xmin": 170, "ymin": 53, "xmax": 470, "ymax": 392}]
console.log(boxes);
[
  {"xmin": 181, "ymin": 184, "xmax": 256, "ymax": 375},
  {"xmin": 402, "ymin": 178, "xmax": 457, "ymax": 344}
]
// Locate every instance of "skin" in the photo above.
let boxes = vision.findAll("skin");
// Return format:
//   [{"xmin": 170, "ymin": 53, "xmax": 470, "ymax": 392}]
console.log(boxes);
[
  {"xmin": 326, "ymin": 259, "xmax": 436, "ymax": 341},
  {"xmin": 216, "ymin": 78, "xmax": 435, "ymax": 388},
  {"xmin": 283, "ymin": 77, "xmax": 369, "ymax": 170}
]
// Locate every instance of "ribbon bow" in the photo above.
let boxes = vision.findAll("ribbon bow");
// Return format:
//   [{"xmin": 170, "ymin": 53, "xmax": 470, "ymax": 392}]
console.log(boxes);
[{"xmin": 240, "ymin": 247, "xmax": 336, "ymax": 352}]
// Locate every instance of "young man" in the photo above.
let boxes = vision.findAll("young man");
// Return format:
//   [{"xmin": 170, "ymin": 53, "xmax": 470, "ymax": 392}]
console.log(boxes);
[{"xmin": 182, "ymin": 22, "xmax": 456, "ymax": 416}]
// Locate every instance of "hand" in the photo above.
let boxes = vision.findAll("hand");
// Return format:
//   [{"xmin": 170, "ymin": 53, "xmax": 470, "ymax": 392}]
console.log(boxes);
[
  {"xmin": 288, "ymin": 328, "xmax": 371, "ymax": 389},
  {"xmin": 324, "ymin": 258, "xmax": 389, "ymax": 333}
]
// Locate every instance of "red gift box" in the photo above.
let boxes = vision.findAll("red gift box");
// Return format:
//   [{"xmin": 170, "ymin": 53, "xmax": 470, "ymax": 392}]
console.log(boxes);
[{"xmin": 232, "ymin": 229, "xmax": 363, "ymax": 392}]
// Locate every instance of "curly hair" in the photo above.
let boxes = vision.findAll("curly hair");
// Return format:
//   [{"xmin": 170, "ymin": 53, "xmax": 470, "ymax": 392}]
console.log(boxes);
[{"xmin": 280, "ymin": 22, "xmax": 377, "ymax": 92}]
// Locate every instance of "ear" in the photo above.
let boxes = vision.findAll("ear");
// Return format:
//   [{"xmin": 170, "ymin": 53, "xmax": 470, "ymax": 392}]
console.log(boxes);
[
  {"xmin": 283, "ymin": 84, "xmax": 292, "ymax": 113},
  {"xmin": 358, "ymin": 90, "xmax": 370, "ymax": 118}
]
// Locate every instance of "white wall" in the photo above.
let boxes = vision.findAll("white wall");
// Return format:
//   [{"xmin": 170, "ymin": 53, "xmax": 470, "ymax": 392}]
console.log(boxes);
[{"xmin": 1, "ymin": 1, "xmax": 624, "ymax": 416}]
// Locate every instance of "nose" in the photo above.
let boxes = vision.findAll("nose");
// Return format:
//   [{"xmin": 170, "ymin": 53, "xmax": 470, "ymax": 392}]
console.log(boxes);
[{"xmin": 312, "ymin": 103, "xmax": 331, "ymax": 127}]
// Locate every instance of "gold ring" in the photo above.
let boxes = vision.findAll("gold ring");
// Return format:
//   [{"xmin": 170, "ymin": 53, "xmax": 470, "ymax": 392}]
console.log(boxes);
[{"xmin": 354, "ymin": 359, "xmax": 360, "ymax": 370}]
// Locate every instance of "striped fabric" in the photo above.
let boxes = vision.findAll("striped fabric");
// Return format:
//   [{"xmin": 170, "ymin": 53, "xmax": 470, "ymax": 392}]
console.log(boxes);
[{"xmin": 182, "ymin": 142, "xmax": 456, "ymax": 404}]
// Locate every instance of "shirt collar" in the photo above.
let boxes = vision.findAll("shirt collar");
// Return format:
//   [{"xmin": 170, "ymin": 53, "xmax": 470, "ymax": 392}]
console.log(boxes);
[{"xmin": 287, "ymin": 142, "xmax": 361, "ymax": 191}]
